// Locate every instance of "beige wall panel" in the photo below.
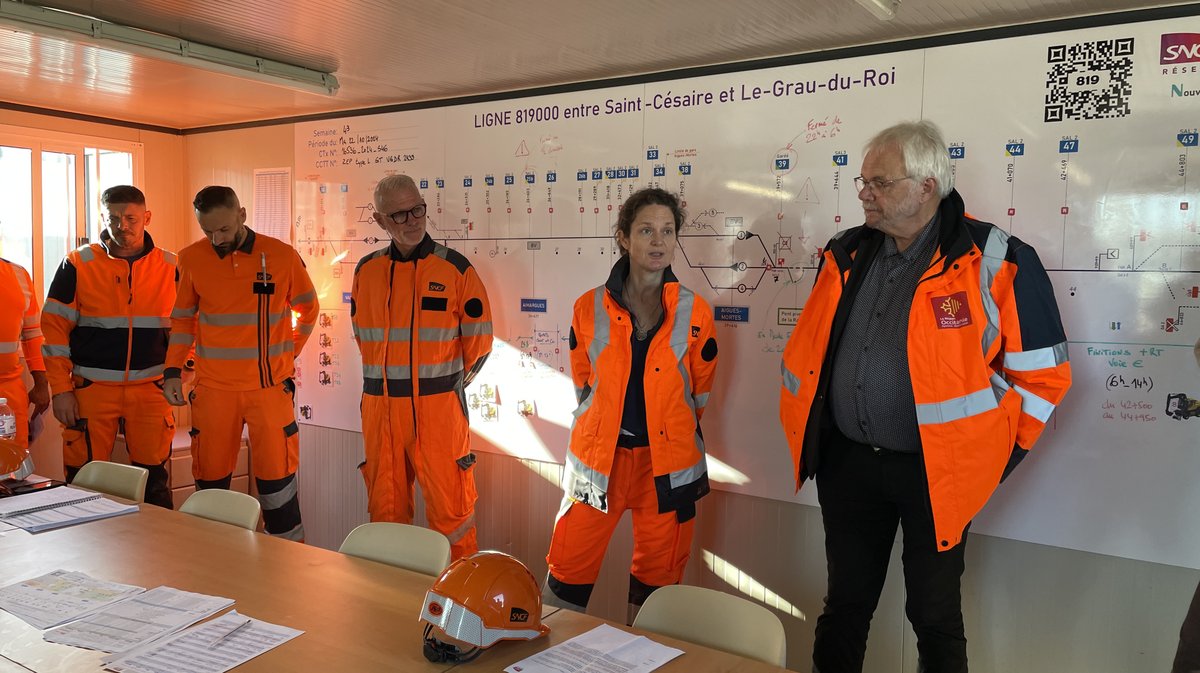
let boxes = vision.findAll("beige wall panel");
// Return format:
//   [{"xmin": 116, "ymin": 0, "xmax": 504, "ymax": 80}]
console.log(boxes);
[{"xmin": 180, "ymin": 124, "xmax": 294, "ymax": 245}]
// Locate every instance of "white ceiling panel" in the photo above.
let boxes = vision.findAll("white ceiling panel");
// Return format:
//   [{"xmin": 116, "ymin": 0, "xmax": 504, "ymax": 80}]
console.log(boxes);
[{"xmin": 0, "ymin": 0, "xmax": 1190, "ymax": 130}]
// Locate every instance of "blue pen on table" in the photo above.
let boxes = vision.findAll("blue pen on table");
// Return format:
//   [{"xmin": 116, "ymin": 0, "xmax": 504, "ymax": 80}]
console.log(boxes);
[{"xmin": 208, "ymin": 617, "xmax": 252, "ymax": 649}]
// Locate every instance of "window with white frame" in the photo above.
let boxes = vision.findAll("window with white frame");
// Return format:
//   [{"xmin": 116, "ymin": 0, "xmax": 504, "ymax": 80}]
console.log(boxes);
[{"xmin": 0, "ymin": 126, "xmax": 142, "ymax": 300}]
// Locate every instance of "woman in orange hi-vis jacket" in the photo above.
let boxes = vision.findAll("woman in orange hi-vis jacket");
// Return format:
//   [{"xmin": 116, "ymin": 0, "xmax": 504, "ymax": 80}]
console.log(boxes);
[{"xmin": 544, "ymin": 187, "xmax": 719, "ymax": 622}]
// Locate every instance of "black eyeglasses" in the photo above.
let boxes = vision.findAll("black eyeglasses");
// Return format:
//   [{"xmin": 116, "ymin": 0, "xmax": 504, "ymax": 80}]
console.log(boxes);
[
  {"xmin": 853, "ymin": 176, "xmax": 914, "ymax": 192},
  {"xmin": 382, "ymin": 203, "xmax": 427, "ymax": 225}
]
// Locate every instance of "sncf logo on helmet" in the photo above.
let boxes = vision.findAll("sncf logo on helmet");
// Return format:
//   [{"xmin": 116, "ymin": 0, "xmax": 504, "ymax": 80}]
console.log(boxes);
[
  {"xmin": 427, "ymin": 601, "xmax": 444, "ymax": 616},
  {"xmin": 931, "ymin": 292, "xmax": 972, "ymax": 329},
  {"xmin": 1162, "ymin": 33, "xmax": 1200, "ymax": 64},
  {"xmin": 510, "ymin": 607, "xmax": 530, "ymax": 623}
]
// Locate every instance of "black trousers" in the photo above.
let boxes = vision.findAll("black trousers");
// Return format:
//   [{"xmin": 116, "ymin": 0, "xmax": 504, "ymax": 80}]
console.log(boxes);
[
  {"xmin": 813, "ymin": 432, "xmax": 968, "ymax": 673},
  {"xmin": 1173, "ymin": 580, "xmax": 1200, "ymax": 673}
]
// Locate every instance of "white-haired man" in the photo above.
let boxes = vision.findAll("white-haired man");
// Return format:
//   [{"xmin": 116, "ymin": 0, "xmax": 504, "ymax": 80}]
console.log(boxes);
[
  {"xmin": 351, "ymin": 175, "xmax": 493, "ymax": 560},
  {"xmin": 781, "ymin": 121, "xmax": 1072, "ymax": 672}
]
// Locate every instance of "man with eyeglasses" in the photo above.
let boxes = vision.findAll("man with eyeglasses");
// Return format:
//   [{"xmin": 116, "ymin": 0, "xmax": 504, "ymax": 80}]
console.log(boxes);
[
  {"xmin": 162, "ymin": 186, "xmax": 318, "ymax": 541},
  {"xmin": 351, "ymin": 174, "xmax": 493, "ymax": 560},
  {"xmin": 780, "ymin": 121, "xmax": 1071, "ymax": 672},
  {"xmin": 41, "ymin": 185, "xmax": 177, "ymax": 508}
]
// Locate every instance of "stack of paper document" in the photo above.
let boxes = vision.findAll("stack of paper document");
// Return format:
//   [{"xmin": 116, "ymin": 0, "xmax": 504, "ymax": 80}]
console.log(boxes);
[
  {"xmin": 0, "ymin": 570, "xmax": 302, "ymax": 671},
  {"xmin": 0, "ymin": 485, "xmax": 138, "ymax": 532},
  {"xmin": 45, "ymin": 586, "xmax": 234, "ymax": 653},
  {"xmin": 103, "ymin": 610, "xmax": 304, "ymax": 673},
  {"xmin": 0, "ymin": 570, "xmax": 144, "ymax": 630}
]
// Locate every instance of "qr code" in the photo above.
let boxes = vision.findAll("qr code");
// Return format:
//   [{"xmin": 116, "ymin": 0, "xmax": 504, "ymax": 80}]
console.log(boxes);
[{"xmin": 1044, "ymin": 38, "xmax": 1134, "ymax": 123}]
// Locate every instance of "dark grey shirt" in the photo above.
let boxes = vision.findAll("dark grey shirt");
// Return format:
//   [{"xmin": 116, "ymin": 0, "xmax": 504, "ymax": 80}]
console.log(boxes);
[{"xmin": 829, "ymin": 215, "xmax": 940, "ymax": 453}]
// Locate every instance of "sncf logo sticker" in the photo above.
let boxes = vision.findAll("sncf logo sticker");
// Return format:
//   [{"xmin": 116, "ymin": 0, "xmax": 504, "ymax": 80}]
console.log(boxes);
[
  {"xmin": 427, "ymin": 601, "xmax": 443, "ymax": 616},
  {"xmin": 1162, "ymin": 33, "xmax": 1200, "ymax": 64},
  {"xmin": 428, "ymin": 281, "xmax": 446, "ymax": 292},
  {"xmin": 931, "ymin": 292, "xmax": 972, "ymax": 329},
  {"xmin": 509, "ymin": 607, "xmax": 530, "ymax": 623}
]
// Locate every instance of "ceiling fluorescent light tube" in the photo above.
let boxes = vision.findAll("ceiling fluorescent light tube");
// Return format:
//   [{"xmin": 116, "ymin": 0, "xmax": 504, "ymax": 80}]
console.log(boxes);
[
  {"xmin": 854, "ymin": 0, "xmax": 899, "ymax": 21},
  {"xmin": 0, "ymin": 0, "xmax": 339, "ymax": 95}
]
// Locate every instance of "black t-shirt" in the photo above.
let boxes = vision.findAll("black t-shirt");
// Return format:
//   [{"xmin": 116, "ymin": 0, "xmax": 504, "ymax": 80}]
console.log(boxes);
[{"xmin": 618, "ymin": 320, "xmax": 662, "ymax": 448}]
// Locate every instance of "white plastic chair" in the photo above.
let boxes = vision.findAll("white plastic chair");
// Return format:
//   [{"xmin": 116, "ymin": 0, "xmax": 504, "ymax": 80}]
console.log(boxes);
[
  {"xmin": 71, "ymin": 461, "xmax": 148, "ymax": 502},
  {"xmin": 632, "ymin": 584, "xmax": 787, "ymax": 667},
  {"xmin": 338, "ymin": 522, "xmax": 452, "ymax": 576},
  {"xmin": 180, "ymin": 489, "xmax": 261, "ymax": 531}
]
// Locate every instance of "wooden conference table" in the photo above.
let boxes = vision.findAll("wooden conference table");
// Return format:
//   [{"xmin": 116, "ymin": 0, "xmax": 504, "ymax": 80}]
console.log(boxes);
[{"xmin": 0, "ymin": 503, "xmax": 787, "ymax": 672}]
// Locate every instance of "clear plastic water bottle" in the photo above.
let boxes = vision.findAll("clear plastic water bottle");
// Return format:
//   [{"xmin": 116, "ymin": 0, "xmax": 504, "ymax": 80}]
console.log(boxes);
[{"xmin": 0, "ymin": 397, "xmax": 15, "ymax": 441}]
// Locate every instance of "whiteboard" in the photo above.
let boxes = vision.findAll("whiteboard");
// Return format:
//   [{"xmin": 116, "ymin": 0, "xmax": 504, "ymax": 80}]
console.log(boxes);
[{"xmin": 293, "ymin": 16, "xmax": 1200, "ymax": 568}]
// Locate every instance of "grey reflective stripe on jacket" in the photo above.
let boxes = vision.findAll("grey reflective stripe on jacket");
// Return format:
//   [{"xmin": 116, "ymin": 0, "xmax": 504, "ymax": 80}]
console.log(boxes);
[
  {"xmin": 77, "ymin": 315, "xmax": 171, "ymax": 329},
  {"xmin": 665, "ymin": 286, "xmax": 707, "ymax": 491},
  {"xmin": 199, "ymin": 311, "xmax": 287, "ymax": 326},
  {"xmin": 74, "ymin": 364, "xmax": 165, "ymax": 382},
  {"xmin": 561, "ymin": 450, "xmax": 612, "ymax": 512},
  {"xmin": 196, "ymin": 340, "xmax": 293, "ymax": 360},
  {"xmin": 1003, "ymin": 342, "xmax": 1069, "ymax": 371},
  {"xmin": 43, "ymin": 301, "xmax": 80, "ymax": 322},
  {"xmin": 978, "ymin": 227, "xmax": 1006, "ymax": 359}
]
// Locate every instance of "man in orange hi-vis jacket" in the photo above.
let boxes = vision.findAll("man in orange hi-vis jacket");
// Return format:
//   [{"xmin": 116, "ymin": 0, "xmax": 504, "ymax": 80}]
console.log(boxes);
[
  {"xmin": 163, "ymin": 186, "xmax": 318, "ymax": 541},
  {"xmin": 352, "ymin": 174, "xmax": 492, "ymax": 560},
  {"xmin": 41, "ymin": 185, "xmax": 177, "ymax": 508},
  {"xmin": 0, "ymin": 259, "xmax": 49, "ymax": 464},
  {"xmin": 780, "ymin": 121, "xmax": 1071, "ymax": 673}
]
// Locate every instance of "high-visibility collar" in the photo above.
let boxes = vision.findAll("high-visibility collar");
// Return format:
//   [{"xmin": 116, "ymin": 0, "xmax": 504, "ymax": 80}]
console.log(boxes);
[
  {"xmin": 601, "ymin": 255, "xmax": 679, "ymax": 313},
  {"xmin": 388, "ymin": 234, "xmax": 436, "ymax": 262},
  {"xmin": 828, "ymin": 188, "xmax": 976, "ymax": 277},
  {"xmin": 211, "ymin": 227, "xmax": 256, "ymax": 259},
  {"xmin": 234, "ymin": 227, "xmax": 256, "ymax": 254},
  {"xmin": 97, "ymin": 230, "xmax": 158, "ymax": 263}
]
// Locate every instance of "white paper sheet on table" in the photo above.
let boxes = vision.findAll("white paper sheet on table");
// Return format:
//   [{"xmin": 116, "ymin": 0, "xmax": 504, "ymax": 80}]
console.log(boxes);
[
  {"xmin": 0, "ymin": 570, "xmax": 144, "ymax": 630},
  {"xmin": 44, "ymin": 586, "xmax": 235, "ymax": 653},
  {"xmin": 503, "ymin": 623, "xmax": 684, "ymax": 673},
  {"xmin": 103, "ymin": 610, "xmax": 304, "ymax": 673}
]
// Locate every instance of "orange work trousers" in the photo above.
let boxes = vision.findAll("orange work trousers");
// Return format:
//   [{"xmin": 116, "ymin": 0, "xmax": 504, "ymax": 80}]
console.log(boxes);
[
  {"xmin": 360, "ymin": 391, "xmax": 478, "ymax": 560},
  {"xmin": 189, "ymin": 381, "xmax": 303, "ymax": 540},
  {"xmin": 545, "ymin": 446, "xmax": 695, "ymax": 611},
  {"xmin": 0, "ymin": 375, "xmax": 30, "ymax": 449},
  {"xmin": 61, "ymin": 379, "xmax": 174, "ymax": 509},
  {"xmin": 62, "ymin": 380, "xmax": 173, "ymax": 467},
  {"xmin": 189, "ymin": 382, "xmax": 299, "ymax": 481}
]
